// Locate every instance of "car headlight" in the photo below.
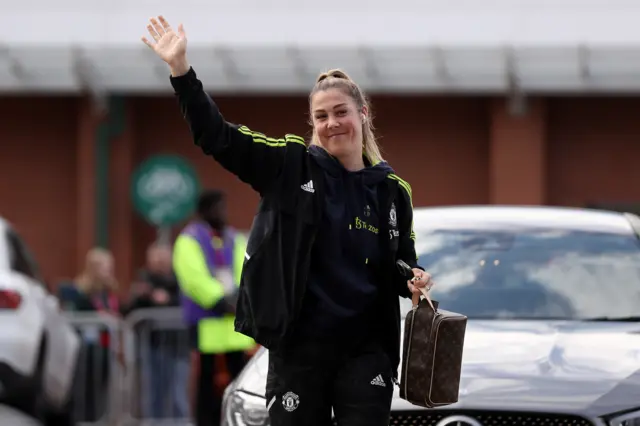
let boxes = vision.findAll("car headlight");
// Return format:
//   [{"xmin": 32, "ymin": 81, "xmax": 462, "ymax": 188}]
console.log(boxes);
[
  {"xmin": 609, "ymin": 410, "xmax": 640, "ymax": 426},
  {"xmin": 224, "ymin": 390, "xmax": 270, "ymax": 426}
]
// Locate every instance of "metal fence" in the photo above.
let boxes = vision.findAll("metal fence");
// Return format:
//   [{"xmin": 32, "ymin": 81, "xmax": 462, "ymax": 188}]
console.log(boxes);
[
  {"xmin": 65, "ymin": 312, "xmax": 125, "ymax": 426},
  {"xmin": 64, "ymin": 308, "xmax": 193, "ymax": 426}
]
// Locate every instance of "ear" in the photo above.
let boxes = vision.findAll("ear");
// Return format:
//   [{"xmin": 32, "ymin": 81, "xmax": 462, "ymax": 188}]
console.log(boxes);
[{"xmin": 361, "ymin": 106, "xmax": 369, "ymax": 122}]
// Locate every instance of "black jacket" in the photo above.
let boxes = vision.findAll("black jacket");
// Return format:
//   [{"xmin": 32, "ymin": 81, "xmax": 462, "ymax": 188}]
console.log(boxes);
[
  {"xmin": 123, "ymin": 270, "xmax": 181, "ymax": 314},
  {"xmin": 123, "ymin": 270, "xmax": 185, "ymax": 349},
  {"xmin": 170, "ymin": 68, "xmax": 422, "ymax": 378}
]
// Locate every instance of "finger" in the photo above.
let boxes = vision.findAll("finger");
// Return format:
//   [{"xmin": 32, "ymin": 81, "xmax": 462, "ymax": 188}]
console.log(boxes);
[
  {"xmin": 150, "ymin": 17, "xmax": 165, "ymax": 36},
  {"xmin": 158, "ymin": 15, "xmax": 172, "ymax": 32},
  {"xmin": 418, "ymin": 277, "xmax": 433, "ymax": 288},
  {"xmin": 141, "ymin": 36, "xmax": 155, "ymax": 49},
  {"xmin": 413, "ymin": 276, "xmax": 428, "ymax": 287},
  {"xmin": 177, "ymin": 23, "xmax": 186, "ymax": 38},
  {"xmin": 420, "ymin": 278, "xmax": 435, "ymax": 290},
  {"xmin": 419, "ymin": 272, "xmax": 432, "ymax": 284},
  {"xmin": 412, "ymin": 272, "xmax": 427, "ymax": 283},
  {"xmin": 147, "ymin": 24, "xmax": 160, "ymax": 42}
]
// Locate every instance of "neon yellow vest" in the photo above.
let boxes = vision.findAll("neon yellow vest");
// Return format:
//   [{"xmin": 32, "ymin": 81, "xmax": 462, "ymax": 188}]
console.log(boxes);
[{"xmin": 173, "ymin": 232, "xmax": 255, "ymax": 354}]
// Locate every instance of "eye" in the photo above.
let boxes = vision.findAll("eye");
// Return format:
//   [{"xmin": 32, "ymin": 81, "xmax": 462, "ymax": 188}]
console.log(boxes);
[
  {"xmin": 336, "ymin": 110, "xmax": 347, "ymax": 116},
  {"xmin": 314, "ymin": 114, "xmax": 327, "ymax": 121}
]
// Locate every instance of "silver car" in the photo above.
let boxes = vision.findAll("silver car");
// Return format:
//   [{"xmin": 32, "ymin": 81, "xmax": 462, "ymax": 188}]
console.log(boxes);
[{"xmin": 222, "ymin": 206, "xmax": 640, "ymax": 426}]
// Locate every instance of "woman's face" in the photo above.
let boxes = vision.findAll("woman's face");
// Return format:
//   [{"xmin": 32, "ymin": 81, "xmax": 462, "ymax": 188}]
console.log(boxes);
[
  {"xmin": 310, "ymin": 88, "xmax": 365, "ymax": 160},
  {"xmin": 92, "ymin": 254, "xmax": 114, "ymax": 282}
]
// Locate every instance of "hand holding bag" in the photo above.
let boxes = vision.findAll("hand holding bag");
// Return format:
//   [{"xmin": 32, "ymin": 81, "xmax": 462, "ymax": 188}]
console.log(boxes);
[{"xmin": 397, "ymin": 261, "xmax": 468, "ymax": 408}]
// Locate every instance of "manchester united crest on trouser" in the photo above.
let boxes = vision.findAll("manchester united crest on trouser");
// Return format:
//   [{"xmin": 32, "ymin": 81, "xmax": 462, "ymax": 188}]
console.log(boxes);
[{"xmin": 265, "ymin": 340, "xmax": 394, "ymax": 426}]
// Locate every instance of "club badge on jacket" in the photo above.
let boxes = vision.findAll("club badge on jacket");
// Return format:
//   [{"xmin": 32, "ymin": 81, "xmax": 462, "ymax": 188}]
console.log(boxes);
[{"xmin": 389, "ymin": 203, "xmax": 400, "ymax": 240}]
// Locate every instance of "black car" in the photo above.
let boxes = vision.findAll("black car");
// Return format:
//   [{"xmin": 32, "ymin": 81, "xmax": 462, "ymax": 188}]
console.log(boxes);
[{"xmin": 221, "ymin": 206, "xmax": 640, "ymax": 426}]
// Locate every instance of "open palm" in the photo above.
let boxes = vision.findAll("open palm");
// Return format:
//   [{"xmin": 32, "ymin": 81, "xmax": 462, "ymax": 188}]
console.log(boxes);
[{"xmin": 142, "ymin": 16, "xmax": 187, "ymax": 65}]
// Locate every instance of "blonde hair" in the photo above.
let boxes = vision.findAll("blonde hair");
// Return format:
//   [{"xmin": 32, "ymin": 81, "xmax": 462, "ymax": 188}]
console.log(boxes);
[
  {"xmin": 75, "ymin": 247, "xmax": 118, "ymax": 294},
  {"xmin": 309, "ymin": 69, "xmax": 384, "ymax": 164}
]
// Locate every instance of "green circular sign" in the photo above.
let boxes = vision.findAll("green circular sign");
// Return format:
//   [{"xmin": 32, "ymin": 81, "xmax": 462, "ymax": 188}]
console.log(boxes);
[{"xmin": 131, "ymin": 155, "xmax": 201, "ymax": 226}]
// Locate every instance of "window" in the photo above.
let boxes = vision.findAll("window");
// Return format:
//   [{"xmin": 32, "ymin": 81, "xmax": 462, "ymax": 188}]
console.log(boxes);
[
  {"xmin": 6, "ymin": 229, "xmax": 42, "ymax": 282},
  {"xmin": 407, "ymin": 226, "xmax": 640, "ymax": 320}
]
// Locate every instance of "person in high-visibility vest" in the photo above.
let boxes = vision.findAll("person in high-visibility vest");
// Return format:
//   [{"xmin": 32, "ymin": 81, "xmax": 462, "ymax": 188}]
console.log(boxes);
[{"xmin": 173, "ymin": 189, "xmax": 256, "ymax": 426}]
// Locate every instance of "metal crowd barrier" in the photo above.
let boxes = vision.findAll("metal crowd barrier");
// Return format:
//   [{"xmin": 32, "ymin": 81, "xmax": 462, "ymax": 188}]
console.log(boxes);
[
  {"xmin": 121, "ymin": 308, "xmax": 192, "ymax": 426},
  {"xmin": 64, "ymin": 312, "xmax": 125, "ymax": 426},
  {"xmin": 63, "ymin": 308, "xmax": 193, "ymax": 426}
]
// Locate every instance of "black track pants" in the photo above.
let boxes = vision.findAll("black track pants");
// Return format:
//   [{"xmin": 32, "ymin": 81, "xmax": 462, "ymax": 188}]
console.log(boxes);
[
  {"xmin": 265, "ymin": 340, "xmax": 394, "ymax": 426},
  {"xmin": 195, "ymin": 351, "xmax": 247, "ymax": 426}
]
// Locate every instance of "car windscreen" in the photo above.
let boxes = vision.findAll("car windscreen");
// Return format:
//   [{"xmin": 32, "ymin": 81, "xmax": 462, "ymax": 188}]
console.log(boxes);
[{"xmin": 399, "ymin": 227, "xmax": 640, "ymax": 320}]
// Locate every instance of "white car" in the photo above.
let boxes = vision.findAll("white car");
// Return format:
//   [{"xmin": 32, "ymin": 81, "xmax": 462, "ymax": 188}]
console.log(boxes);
[{"xmin": 0, "ymin": 217, "xmax": 81, "ymax": 425}]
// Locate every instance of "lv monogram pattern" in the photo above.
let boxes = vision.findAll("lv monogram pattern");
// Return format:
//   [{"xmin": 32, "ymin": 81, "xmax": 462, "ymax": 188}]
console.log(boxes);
[{"xmin": 400, "ymin": 299, "xmax": 467, "ymax": 408}]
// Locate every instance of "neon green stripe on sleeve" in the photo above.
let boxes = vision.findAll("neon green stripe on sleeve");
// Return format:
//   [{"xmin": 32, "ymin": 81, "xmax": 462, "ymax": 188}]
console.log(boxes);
[
  {"xmin": 237, "ymin": 126, "xmax": 306, "ymax": 147},
  {"xmin": 388, "ymin": 174, "xmax": 416, "ymax": 241},
  {"xmin": 173, "ymin": 235, "xmax": 225, "ymax": 308}
]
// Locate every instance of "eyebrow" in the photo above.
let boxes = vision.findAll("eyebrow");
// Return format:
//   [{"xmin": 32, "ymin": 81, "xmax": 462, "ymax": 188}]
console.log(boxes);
[{"xmin": 313, "ymin": 103, "xmax": 348, "ymax": 114}]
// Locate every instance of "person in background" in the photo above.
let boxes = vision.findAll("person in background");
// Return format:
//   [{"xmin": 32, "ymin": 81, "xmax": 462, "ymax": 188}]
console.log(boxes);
[
  {"xmin": 126, "ymin": 243, "xmax": 181, "ymax": 311},
  {"xmin": 124, "ymin": 243, "xmax": 189, "ymax": 420},
  {"xmin": 57, "ymin": 247, "xmax": 121, "ymax": 422},
  {"xmin": 172, "ymin": 190, "xmax": 256, "ymax": 426},
  {"xmin": 58, "ymin": 247, "xmax": 120, "ymax": 314}
]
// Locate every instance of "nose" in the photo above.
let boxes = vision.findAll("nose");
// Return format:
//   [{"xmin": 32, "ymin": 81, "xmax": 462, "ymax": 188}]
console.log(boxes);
[{"xmin": 327, "ymin": 115, "xmax": 340, "ymax": 128}]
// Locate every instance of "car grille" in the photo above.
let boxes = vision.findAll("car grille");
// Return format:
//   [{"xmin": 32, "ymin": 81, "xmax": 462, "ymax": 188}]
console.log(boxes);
[{"xmin": 331, "ymin": 411, "xmax": 594, "ymax": 426}]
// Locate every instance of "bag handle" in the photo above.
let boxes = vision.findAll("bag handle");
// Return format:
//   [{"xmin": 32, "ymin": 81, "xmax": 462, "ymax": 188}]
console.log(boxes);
[
  {"xmin": 397, "ymin": 259, "xmax": 436, "ymax": 312},
  {"xmin": 412, "ymin": 286, "xmax": 436, "ymax": 312}
]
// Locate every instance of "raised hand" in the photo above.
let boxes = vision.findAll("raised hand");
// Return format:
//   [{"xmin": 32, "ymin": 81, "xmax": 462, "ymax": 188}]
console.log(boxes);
[{"xmin": 142, "ymin": 16, "xmax": 189, "ymax": 76}]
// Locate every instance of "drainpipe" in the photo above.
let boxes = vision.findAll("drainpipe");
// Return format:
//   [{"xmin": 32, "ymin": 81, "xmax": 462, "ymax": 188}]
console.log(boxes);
[{"xmin": 95, "ymin": 96, "xmax": 126, "ymax": 248}]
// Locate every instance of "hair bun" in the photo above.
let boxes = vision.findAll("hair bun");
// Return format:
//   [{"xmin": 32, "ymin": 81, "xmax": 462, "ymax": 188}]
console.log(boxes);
[
  {"xmin": 316, "ymin": 72, "xmax": 329, "ymax": 83},
  {"xmin": 316, "ymin": 68, "xmax": 353, "ymax": 84}
]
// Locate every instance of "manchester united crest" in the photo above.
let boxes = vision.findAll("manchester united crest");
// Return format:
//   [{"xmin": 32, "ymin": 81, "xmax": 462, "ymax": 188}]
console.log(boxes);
[{"xmin": 389, "ymin": 202, "xmax": 397, "ymax": 227}]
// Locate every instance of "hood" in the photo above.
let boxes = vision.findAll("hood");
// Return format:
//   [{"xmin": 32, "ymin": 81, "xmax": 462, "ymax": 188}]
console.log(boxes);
[
  {"xmin": 393, "ymin": 320, "xmax": 640, "ymax": 416},
  {"xmin": 308, "ymin": 145, "xmax": 393, "ymax": 185},
  {"xmin": 237, "ymin": 320, "xmax": 640, "ymax": 417}
]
